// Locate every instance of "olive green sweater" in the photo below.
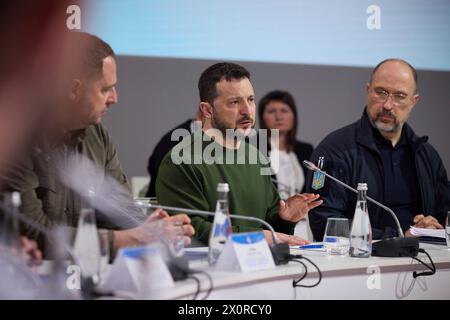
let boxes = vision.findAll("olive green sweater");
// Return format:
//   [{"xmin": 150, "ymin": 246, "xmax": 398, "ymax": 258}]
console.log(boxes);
[
  {"xmin": 156, "ymin": 132, "xmax": 295, "ymax": 244},
  {"xmin": 2, "ymin": 124, "xmax": 141, "ymax": 254}
]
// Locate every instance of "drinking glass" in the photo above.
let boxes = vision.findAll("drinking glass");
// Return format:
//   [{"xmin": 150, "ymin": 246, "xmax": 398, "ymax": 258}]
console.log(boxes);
[{"xmin": 323, "ymin": 218, "xmax": 350, "ymax": 255}]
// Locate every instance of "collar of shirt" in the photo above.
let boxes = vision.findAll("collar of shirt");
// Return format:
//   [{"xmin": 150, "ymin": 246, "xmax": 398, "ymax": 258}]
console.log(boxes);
[{"xmin": 372, "ymin": 126, "xmax": 408, "ymax": 150}]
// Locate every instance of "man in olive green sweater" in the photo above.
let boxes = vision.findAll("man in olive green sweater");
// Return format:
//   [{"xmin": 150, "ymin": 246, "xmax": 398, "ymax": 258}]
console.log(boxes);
[
  {"xmin": 156, "ymin": 62, "xmax": 322, "ymax": 245},
  {"xmin": 3, "ymin": 32, "xmax": 194, "ymax": 256}
]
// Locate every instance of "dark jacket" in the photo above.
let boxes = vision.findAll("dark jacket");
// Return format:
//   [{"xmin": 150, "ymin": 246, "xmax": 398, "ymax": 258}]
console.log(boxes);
[
  {"xmin": 146, "ymin": 119, "xmax": 193, "ymax": 197},
  {"xmin": 269, "ymin": 140, "xmax": 314, "ymax": 194},
  {"xmin": 306, "ymin": 109, "xmax": 450, "ymax": 241}
]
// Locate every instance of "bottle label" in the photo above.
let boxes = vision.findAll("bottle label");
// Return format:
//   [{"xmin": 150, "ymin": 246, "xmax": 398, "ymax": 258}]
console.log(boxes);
[
  {"xmin": 212, "ymin": 216, "xmax": 231, "ymax": 237},
  {"xmin": 209, "ymin": 211, "xmax": 232, "ymax": 266}
]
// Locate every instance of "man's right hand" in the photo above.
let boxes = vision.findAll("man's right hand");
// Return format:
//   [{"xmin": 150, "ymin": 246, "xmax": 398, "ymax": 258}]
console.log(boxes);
[
  {"xmin": 263, "ymin": 230, "xmax": 309, "ymax": 246},
  {"xmin": 278, "ymin": 193, "xmax": 322, "ymax": 223},
  {"xmin": 405, "ymin": 214, "xmax": 443, "ymax": 237},
  {"xmin": 412, "ymin": 214, "xmax": 443, "ymax": 229},
  {"xmin": 113, "ymin": 208, "xmax": 195, "ymax": 254}
]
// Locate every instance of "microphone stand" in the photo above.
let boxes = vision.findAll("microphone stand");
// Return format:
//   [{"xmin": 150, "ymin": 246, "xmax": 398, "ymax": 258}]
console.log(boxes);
[
  {"xmin": 135, "ymin": 202, "xmax": 291, "ymax": 265},
  {"xmin": 303, "ymin": 160, "xmax": 419, "ymax": 257}
]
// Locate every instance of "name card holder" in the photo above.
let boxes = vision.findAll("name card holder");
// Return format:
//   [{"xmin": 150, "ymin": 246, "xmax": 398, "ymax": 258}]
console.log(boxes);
[
  {"xmin": 216, "ymin": 231, "xmax": 275, "ymax": 272},
  {"xmin": 103, "ymin": 245, "xmax": 174, "ymax": 298}
]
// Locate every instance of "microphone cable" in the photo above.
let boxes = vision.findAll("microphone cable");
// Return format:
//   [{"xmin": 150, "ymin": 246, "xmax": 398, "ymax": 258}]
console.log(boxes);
[
  {"xmin": 186, "ymin": 268, "xmax": 213, "ymax": 300},
  {"xmin": 412, "ymin": 248, "xmax": 436, "ymax": 278},
  {"xmin": 289, "ymin": 254, "xmax": 322, "ymax": 288},
  {"xmin": 290, "ymin": 258, "xmax": 308, "ymax": 285},
  {"xmin": 186, "ymin": 274, "xmax": 201, "ymax": 300}
]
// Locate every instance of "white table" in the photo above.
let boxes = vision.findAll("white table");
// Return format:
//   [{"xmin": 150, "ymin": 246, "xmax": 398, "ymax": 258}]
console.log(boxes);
[{"xmin": 148, "ymin": 243, "xmax": 450, "ymax": 300}]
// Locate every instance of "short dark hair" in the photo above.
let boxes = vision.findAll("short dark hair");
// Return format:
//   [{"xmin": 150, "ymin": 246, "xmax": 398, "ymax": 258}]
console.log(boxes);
[
  {"xmin": 258, "ymin": 90, "xmax": 298, "ymax": 152},
  {"xmin": 370, "ymin": 58, "xmax": 418, "ymax": 92},
  {"xmin": 198, "ymin": 62, "xmax": 251, "ymax": 105},
  {"xmin": 68, "ymin": 32, "xmax": 115, "ymax": 79}
]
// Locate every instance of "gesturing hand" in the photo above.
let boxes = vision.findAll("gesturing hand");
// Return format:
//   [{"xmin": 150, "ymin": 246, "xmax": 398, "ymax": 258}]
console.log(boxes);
[{"xmin": 278, "ymin": 193, "xmax": 322, "ymax": 222}]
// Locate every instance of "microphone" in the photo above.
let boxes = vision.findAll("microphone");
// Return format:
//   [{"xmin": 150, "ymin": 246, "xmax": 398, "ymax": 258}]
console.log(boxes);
[
  {"xmin": 134, "ymin": 202, "xmax": 291, "ymax": 265},
  {"xmin": 304, "ymin": 160, "xmax": 403, "ymax": 237},
  {"xmin": 303, "ymin": 160, "xmax": 419, "ymax": 257}
]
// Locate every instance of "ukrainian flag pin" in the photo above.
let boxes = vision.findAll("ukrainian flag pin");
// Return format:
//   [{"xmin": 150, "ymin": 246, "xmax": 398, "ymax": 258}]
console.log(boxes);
[{"xmin": 311, "ymin": 156, "xmax": 325, "ymax": 190}]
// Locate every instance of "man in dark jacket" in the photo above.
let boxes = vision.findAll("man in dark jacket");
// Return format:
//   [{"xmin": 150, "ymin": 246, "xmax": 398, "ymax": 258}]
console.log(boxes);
[
  {"xmin": 307, "ymin": 59, "xmax": 450, "ymax": 241},
  {"xmin": 146, "ymin": 113, "xmax": 202, "ymax": 198}
]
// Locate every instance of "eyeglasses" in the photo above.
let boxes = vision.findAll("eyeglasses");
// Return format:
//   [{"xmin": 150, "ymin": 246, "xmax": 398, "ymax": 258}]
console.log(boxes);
[{"xmin": 372, "ymin": 87, "xmax": 410, "ymax": 106}]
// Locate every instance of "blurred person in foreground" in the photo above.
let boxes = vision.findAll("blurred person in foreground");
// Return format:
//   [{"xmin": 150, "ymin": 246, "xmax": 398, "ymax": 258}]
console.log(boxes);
[
  {"xmin": 0, "ymin": 0, "xmax": 81, "ymax": 265},
  {"xmin": 2, "ymin": 31, "xmax": 194, "ymax": 257}
]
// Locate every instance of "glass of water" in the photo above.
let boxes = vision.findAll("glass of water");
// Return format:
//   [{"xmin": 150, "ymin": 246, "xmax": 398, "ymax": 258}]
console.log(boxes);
[
  {"xmin": 323, "ymin": 218, "xmax": 350, "ymax": 255},
  {"xmin": 156, "ymin": 219, "xmax": 185, "ymax": 258},
  {"xmin": 446, "ymin": 211, "xmax": 450, "ymax": 249},
  {"xmin": 167, "ymin": 220, "xmax": 185, "ymax": 257}
]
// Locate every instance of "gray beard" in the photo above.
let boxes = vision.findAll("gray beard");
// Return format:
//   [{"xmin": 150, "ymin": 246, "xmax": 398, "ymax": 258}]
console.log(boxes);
[{"xmin": 369, "ymin": 115, "xmax": 402, "ymax": 133}]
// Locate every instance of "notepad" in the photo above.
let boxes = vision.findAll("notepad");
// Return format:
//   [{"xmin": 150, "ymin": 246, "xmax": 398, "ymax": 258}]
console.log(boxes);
[{"xmin": 409, "ymin": 226, "xmax": 446, "ymax": 238}]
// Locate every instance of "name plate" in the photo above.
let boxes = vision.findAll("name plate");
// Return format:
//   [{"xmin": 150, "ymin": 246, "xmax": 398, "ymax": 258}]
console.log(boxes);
[
  {"xmin": 216, "ymin": 231, "xmax": 275, "ymax": 272},
  {"xmin": 102, "ymin": 245, "xmax": 174, "ymax": 298}
]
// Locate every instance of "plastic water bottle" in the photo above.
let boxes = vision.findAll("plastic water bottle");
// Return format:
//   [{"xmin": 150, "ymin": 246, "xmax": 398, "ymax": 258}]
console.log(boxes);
[
  {"xmin": 208, "ymin": 183, "xmax": 232, "ymax": 266},
  {"xmin": 349, "ymin": 183, "xmax": 372, "ymax": 257}
]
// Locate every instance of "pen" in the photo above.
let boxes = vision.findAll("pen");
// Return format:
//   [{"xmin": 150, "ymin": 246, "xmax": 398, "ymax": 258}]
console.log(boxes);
[{"xmin": 296, "ymin": 244, "xmax": 324, "ymax": 249}]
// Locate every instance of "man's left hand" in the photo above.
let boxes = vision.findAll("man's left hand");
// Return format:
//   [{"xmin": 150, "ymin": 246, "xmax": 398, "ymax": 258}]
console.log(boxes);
[
  {"xmin": 20, "ymin": 236, "xmax": 42, "ymax": 267},
  {"xmin": 278, "ymin": 193, "xmax": 322, "ymax": 223}
]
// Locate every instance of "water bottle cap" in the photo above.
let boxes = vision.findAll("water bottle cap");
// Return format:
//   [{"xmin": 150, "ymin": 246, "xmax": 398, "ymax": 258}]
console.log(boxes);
[
  {"xmin": 217, "ymin": 183, "xmax": 229, "ymax": 192},
  {"xmin": 11, "ymin": 192, "xmax": 21, "ymax": 207},
  {"xmin": 357, "ymin": 183, "xmax": 368, "ymax": 191}
]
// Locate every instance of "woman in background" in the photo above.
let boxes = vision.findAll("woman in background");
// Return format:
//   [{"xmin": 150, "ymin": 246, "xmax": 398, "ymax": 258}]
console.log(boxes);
[
  {"xmin": 259, "ymin": 90, "xmax": 314, "ymax": 197},
  {"xmin": 258, "ymin": 90, "xmax": 314, "ymax": 239}
]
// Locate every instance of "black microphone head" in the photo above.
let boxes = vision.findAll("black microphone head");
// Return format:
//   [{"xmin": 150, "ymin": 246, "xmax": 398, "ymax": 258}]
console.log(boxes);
[
  {"xmin": 269, "ymin": 242, "xmax": 290, "ymax": 265},
  {"xmin": 302, "ymin": 160, "xmax": 318, "ymax": 171},
  {"xmin": 372, "ymin": 237, "xmax": 419, "ymax": 257}
]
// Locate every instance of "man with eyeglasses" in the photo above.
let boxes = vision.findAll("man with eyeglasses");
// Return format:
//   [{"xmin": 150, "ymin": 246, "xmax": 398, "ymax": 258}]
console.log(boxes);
[{"xmin": 307, "ymin": 58, "xmax": 450, "ymax": 241}]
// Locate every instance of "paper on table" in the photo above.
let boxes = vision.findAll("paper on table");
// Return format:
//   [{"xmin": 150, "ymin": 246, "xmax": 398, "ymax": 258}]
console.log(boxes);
[{"xmin": 409, "ymin": 226, "xmax": 445, "ymax": 238}]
